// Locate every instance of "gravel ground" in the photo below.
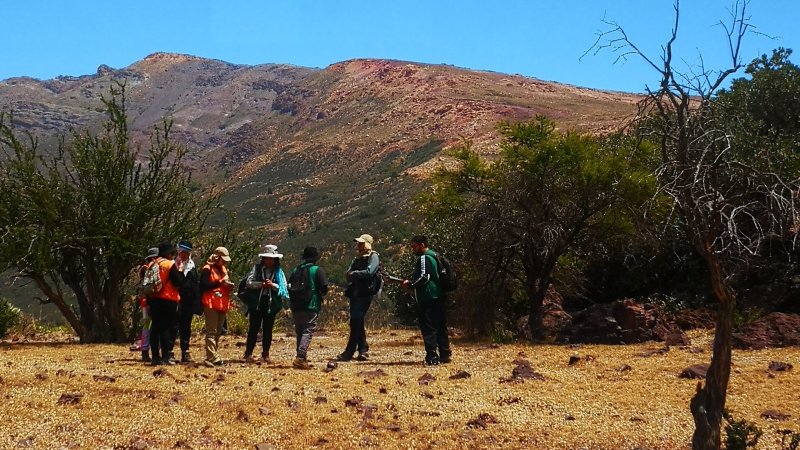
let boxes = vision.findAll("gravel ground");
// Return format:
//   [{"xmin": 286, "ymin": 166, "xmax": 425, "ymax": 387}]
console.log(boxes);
[{"xmin": 0, "ymin": 329, "xmax": 797, "ymax": 450}]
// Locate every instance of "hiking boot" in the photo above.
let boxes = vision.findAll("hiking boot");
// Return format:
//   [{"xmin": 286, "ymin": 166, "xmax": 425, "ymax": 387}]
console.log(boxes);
[
  {"xmin": 292, "ymin": 358, "xmax": 311, "ymax": 370},
  {"xmin": 181, "ymin": 352, "xmax": 192, "ymax": 363},
  {"xmin": 151, "ymin": 358, "xmax": 162, "ymax": 366},
  {"xmin": 424, "ymin": 355, "xmax": 440, "ymax": 366},
  {"xmin": 244, "ymin": 353, "xmax": 255, "ymax": 363},
  {"xmin": 439, "ymin": 350, "xmax": 452, "ymax": 364},
  {"xmin": 336, "ymin": 353, "xmax": 353, "ymax": 362},
  {"xmin": 261, "ymin": 353, "xmax": 272, "ymax": 364},
  {"xmin": 356, "ymin": 352, "xmax": 370, "ymax": 361},
  {"xmin": 141, "ymin": 351, "xmax": 151, "ymax": 363}
]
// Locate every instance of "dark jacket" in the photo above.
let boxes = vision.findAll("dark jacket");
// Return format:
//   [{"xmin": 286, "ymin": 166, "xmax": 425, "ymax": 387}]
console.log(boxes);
[
  {"xmin": 178, "ymin": 261, "xmax": 201, "ymax": 315},
  {"xmin": 244, "ymin": 264, "xmax": 288, "ymax": 315},
  {"xmin": 345, "ymin": 251, "xmax": 380, "ymax": 298}
]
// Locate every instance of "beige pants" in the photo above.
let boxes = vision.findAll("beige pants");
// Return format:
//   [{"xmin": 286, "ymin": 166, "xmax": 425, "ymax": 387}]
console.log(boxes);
[{"xmin": 204, "ymin": 307, "xmax": 226, "ymax": 363}]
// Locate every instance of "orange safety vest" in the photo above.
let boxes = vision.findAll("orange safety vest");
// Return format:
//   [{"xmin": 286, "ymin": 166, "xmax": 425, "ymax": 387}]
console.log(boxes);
[
  {"xmin": 201, "ymin": 263, "xmax": 232, "ymax": 312},
  {"xmin": 155, "ymin": 258, "xmax": 181, "ymax": 302}
]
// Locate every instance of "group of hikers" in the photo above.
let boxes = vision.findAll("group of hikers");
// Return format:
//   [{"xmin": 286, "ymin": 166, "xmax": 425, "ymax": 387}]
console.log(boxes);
[{"xmin": 133, "ymin": 234, "xmax": 452, "ymax": 369}]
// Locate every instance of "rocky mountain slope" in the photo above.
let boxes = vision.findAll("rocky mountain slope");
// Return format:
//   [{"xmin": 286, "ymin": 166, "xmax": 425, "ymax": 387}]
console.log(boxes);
[{"xmin": 0, "ymin": 52, "xmax": 641, "ymax": 258}]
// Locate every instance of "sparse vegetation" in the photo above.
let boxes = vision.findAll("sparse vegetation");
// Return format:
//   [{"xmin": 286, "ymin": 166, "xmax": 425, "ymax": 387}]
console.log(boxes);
[
  {"xmin": 0, "ymin": 329, "xmax": 797, "ymax": 449},
  {"xmin": 723, "ymin": 409, "xmax": 763, "ymax": 450},
  {"xmin": 0, "ymin": 297, "xmax": 21, "ymax": 338}
]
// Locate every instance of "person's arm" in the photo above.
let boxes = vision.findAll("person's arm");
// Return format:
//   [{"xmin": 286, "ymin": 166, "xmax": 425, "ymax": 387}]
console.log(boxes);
[
  {"xmin": 245, "ymin": 265, "xmax": 262, "ymax": 290},
  {"xmin": 168, "ymin": 263, "xmax": 186, "ymax": 288},
  {"xmin": 315, "ymin": 267, "xmax": 329, "ymax": 297},
  {"xmin": 186, "ymin": 267, "xmax": 200, "ymax": 301},
  {"xmin": 408, "ymin": 254, "xmax": 431, "ymax": 289},
  {"xmin": 348, "ymin": 253, "xmax": 379, "ymax": 279},
  {"xmin": 199, "ymin": 267, "xmax": 222, "ymax": 291}
]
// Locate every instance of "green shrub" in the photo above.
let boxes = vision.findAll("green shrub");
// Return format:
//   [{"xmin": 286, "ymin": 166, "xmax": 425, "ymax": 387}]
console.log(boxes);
[
  {"xmin": 723, "ymin": 409, "xmax": 763, "ymax": 450},
  {"xmin": 0, "ymin": 298, "xmax": 21, "ymax": 338},
  {"xmin": 225, "ymin": 309, "xmax": 249, "ymax": 335},
  {"xmin": 732, "ymin": 307, "xmax": 765, "ymax": 332}
]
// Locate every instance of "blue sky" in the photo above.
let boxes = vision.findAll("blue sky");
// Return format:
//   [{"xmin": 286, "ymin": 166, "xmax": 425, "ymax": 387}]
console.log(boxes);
[{"xmin": 2, "ymin": 1, "xmax": 796, "ymax": 93}]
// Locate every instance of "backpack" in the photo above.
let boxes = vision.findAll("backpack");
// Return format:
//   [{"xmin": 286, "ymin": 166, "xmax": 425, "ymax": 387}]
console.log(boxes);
[
  {"xmin": 288, "ymin": 263, "xmax": 317, "ymax": 309},
  {"xmin": 431, "ymin": 251, "xmax": 457, "ymax": 292},
  {"xmin": 368, "ymin": 261, "xmax": 385, "ymax": 296},
  {"xmin": 141, "ymin": 260, "xmax": 163, "ymax": 296}
]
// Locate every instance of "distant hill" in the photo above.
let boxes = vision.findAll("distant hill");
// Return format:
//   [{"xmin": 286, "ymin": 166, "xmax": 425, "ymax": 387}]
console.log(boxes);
[{"xmin": 0, "ymin": 52, "xmax": 641, "ymax": 317}]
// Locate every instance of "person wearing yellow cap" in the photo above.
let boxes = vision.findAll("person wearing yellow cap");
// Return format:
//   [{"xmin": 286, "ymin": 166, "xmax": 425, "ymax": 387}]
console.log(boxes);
[
  {"xmin": 199, "ymin": 246, "xmax": 234, "ymax": 367},
  {"xmin": 337, "ymin": 234, "xmax": 382, "ymax": 361}
]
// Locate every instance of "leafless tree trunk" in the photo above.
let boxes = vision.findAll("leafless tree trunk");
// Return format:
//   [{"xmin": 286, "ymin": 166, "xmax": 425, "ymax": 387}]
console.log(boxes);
[{"xmin": 586, "ymin": 2, "xmax": 794, "ymax": 448}]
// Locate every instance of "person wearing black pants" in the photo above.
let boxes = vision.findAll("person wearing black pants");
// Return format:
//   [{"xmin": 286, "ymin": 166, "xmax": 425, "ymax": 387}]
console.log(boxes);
[
  {"xmin": 402, "ymin": 235, "xmax": 452, "ymax": 366},
  {"xmin": 148, "ymin": 241, "xmax": 186, "ymax": 366},
  {"xmin": 241, "ymin": 245, "xmax": 288, "ymax": 363},
  {"xmin": 418, "ymin": 298, "xmax": 451, "ymax": 364},
  {"xmin": 176, "ymin": 240, "xmax": 200, "ymax": 363},
  {"xmin": 338, "ymin": 234, "xmax": 380, "ymax": 362}
]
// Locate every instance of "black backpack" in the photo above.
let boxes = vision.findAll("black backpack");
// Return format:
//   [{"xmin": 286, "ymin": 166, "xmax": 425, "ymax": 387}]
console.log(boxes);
[
  {"xmin": 288, "ymin": 263, "xmax": 317, "ymax": 309},
  {"xmin": 431, "ymin": 251, "xmax": 457, "ymax": 292}
]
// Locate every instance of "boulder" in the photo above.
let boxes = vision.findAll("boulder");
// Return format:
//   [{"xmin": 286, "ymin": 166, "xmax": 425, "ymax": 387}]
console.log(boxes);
[
  {"xmin": 517, "ymin": 286, "xmax": 572, "ymax": 339},
  {"xmin": 560, "ymin": 299, "xmax": 684, "ymax": 345},
  {"xmin": 673, "ymin": 308, "xmax": 716, "ymax": 330},
  {"xmin": 732, "ymin": 313, "xmax": 800, "ymax": 349},
  {"xmin": 679, "ymin": 364, "xmax": 708, "ymax": 379}
]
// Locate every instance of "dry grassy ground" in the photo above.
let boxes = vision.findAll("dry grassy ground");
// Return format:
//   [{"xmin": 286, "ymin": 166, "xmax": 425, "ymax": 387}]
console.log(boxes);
[{"xmin": 1, "ymin": 328, "xmax": 797, "ymax": 450}]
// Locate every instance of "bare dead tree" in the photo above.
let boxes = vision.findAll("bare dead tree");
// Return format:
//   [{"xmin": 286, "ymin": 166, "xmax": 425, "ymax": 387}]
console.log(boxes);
[{"xmin": 588, "ymin": 1, "xmax": 799, "ymax": 449}]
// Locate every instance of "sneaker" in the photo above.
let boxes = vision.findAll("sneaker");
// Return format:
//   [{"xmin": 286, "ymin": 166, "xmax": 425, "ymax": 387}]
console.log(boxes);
[
  {"xmin": 261, "ymin": 353, "xmax": 272, "ymax": 364},
  {"xmin": 424, "ymin": 355, "xmax": 440, "ymax": 366},
  {"xmin": 244, "ymin": 353, "xmax": 255, "ymax": 363},
  {"xmin": 356, "ymin": 352, "xmax": 370, "ymax": 361},
  {"xmin": 181, "ymin": 352, "xmax": 192, "ymax": 363},
  {"xmin": 292, "ymin": 358, "xmax": 311, "ymax": 370},
  {"xmin": 213, "ymin": 359, "xmax": 224, "ymax": 366},
  {"xmin": 336, "ymin": 353, "xmax": 353, "ymax": 362},
  {"xmin": 163, "ymin": 358, "xmax": 177, "ymax": 366}
]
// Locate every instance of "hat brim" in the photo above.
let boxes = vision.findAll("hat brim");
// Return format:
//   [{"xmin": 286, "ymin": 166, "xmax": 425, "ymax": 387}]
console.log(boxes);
[
  {"xmin": 258, "ymin": 253, "xmax": 283, "ymax": 259},
  {"xmin": 220, "ymin": 255, "xmax": 232, "ymax": 262},
  {"xmin": 354, "ymin": 238, "xmax": 366, "ymax": 243}
]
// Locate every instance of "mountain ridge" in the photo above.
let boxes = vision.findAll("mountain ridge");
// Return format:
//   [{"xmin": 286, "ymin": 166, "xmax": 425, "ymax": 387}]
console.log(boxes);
[{"xmin": 0, "ymin": 52, "xmax": 642, "ymax": 250}]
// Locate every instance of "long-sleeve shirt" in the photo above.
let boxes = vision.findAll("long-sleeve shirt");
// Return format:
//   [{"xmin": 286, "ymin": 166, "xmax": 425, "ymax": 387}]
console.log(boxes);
[{"xmin": 410, "ymin": 249, "xmax": 442, "ymax": 303}]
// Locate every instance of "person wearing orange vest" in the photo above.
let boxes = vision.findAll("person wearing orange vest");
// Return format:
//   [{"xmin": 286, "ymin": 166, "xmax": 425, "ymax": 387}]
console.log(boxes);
[
  {"xmin": 148, "ymin": 241, "xmax": 186, "ymax": 366},
  {"xmin": 200, "ymin": 246, "xmax": 234, "ymax": 367}
]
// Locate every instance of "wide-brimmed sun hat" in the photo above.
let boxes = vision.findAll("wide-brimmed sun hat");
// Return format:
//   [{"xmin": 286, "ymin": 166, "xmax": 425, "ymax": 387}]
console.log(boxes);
[{"xmin": 258, "ymin": 244, "xmax": 283, "ymax": 259}]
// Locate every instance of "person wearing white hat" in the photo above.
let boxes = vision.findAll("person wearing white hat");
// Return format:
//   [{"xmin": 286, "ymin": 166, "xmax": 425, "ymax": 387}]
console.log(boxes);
[
  {"xmin": 337, "ymin": 233, "xmax": 382, "ymax": 362},
  {"xmin": 241, "ymin": 244, "xmax": 288, "ymax": 363}
]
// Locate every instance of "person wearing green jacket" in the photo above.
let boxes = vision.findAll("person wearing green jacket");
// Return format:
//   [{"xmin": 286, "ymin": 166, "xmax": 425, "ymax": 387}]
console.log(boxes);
[
  {"xmin": 402, "ymin": 235, "xmax": 452, "ymax": 366},
  {"xmin": 289, "ymin": 246, "xmax": 328, "ymax": 369}
]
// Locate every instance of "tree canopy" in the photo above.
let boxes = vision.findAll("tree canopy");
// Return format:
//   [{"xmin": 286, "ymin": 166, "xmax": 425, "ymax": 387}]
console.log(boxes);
[
  {"xmin": 0, "ymin": 83, "xmax": 216, "ymax": 343},
  {"xmin": 418, "ymin": 116, "xmax": 657, "ymax": 338}
]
